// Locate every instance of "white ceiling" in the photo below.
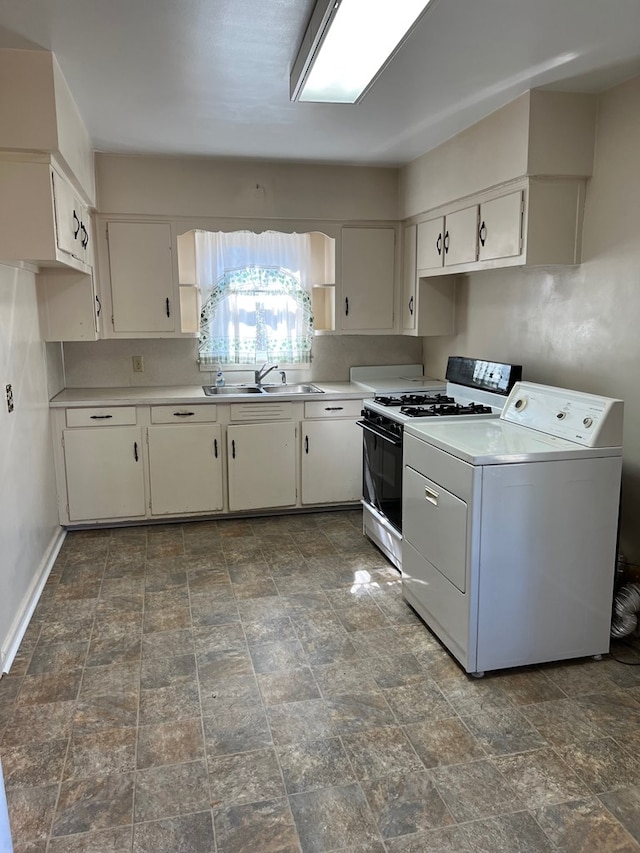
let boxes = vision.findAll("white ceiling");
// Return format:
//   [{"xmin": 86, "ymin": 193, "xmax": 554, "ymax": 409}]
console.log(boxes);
[{"xmin": 1, "ymin": 0, "xmax": 640, "ymax": 166}]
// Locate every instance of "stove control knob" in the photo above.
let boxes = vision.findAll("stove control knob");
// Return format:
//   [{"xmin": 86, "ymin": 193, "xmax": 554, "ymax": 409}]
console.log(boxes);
[
  {"xmin": 556, "ymin": 411, "xmax": 567, "ymax": 420},
  {"xmin": 583, "ymin": 417, "xmax": 593, "ymax": 428},
  {"xmin": 514, "ymin": 397, "xmax": 527, "ymax": 411}
]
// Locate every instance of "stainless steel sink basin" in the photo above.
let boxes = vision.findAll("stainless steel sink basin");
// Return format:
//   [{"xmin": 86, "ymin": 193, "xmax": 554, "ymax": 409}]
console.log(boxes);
[
  {"xmin": 202, "ymin": 385, "xmax": 263, "ymax": 395},
  {"xmin": 202, "ymin": 383, "xmax": 323, "ymax": 396},
  {"xmin": 262, "ymin": 384, "xmax": 323, "ymax": 394}
]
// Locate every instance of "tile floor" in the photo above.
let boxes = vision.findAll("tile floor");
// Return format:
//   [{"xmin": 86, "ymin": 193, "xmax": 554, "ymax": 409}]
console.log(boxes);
[{"xmin": 2, "ymin": 510, "xmax": 640, "ymax": 852}]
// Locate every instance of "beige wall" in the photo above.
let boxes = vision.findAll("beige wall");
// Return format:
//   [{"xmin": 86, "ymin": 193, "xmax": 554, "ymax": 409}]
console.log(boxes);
[
  {"xmin": 420, "ymin": 74, "xmax": 640, "ymax": 563},
  {"xmin": 0, "ymin": 263, "xmax": 60, "ymax": 671},
  {"xmin": 96, "ymin": 153, "xmax": 399, "ymax": 222},
  {"xmin": 399, "ymin": 90, "xmax": 596, "ymax": 218}
]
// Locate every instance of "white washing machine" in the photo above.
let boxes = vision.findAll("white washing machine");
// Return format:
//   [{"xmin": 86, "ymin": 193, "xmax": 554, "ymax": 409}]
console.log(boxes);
[{"xmin": 402, "ymin": 381, "xmax": 624, "ymax": 676}]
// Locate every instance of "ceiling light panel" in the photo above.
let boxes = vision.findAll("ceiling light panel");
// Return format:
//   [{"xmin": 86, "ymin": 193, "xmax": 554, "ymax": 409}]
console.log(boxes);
[{"xmin": 291, "ymin": 0, "xmax": 433, "ymax": 104}]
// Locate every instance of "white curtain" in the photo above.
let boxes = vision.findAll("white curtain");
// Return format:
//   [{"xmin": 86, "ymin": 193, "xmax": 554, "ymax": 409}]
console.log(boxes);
[{"xmin": 196, "ymin": 230, "xmax": 314, "ymax": 367}]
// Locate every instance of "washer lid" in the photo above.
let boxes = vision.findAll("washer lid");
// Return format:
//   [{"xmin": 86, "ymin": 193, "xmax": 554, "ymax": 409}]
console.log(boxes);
[{"xmin": 404, "ymin": 418, "xmax": 622, "ymax": 465}]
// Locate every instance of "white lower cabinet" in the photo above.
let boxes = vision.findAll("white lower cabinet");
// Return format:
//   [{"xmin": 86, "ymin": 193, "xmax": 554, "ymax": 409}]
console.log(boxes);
[
  {"xmin": 227, "ymin": 421, "xmax": 297, "ymax": 511},
  {"xmin": 301, "ymin": 403, "xmax": 363, "ymax": 504},
  {"xmin": 301, "ymin": 419, "xmax": 362, "ymax": 505},
  {"xmin": 148, "ymin": 424, "xmax": 223, "ymax": 515},
  {"xmin": 56, "ymin": 399, "xmax": 364, "ymax": 525},
  {"xmin": 63, "ymin": 426, "xmax": 146, "ymax": 522}
]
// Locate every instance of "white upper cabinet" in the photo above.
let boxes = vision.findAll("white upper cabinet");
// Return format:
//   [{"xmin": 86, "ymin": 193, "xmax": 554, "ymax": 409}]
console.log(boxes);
[
  {"xmin": 52, "ymin": 169, "xmax": 92, "ymax": 266},
  {"xmin": 416, "ymin": 217, "xmax": 445, "ymax": 272},
  {"xmin": 0, "ymin": 159, "xmax": 92, "ymax": 273},
  {"xmin": 478, "ymin": 190, "xmax": 523, "ymax": 262},
  {"xmin": 106, "ymin": 221, "xmax": 176, "ymax": 335},
  {"xmin": 36, "ymin": 267, "xmax": 101, "ymax": 342},
  {"xmin": 443, "ymin": 205, "xmax": 479, "ymax": 267},
  {"xmin": 340, "ymin": 227, "xmax": 396, "ymax": 333},
  {"xmin": 402, "ymin": 224, "xmax": 417, "ymax": 332},
  {"xmin": 403, "ymin": 223, "xmax": 455, "ymax": 337},
  {"xmin": 413, "ymin": 178, "xmax": 583, "ymax": 277}
]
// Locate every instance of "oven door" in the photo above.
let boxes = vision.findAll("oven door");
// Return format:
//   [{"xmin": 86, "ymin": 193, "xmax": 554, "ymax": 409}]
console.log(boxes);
[{"xmin": 357, "ymin": 419, "xmax": 403, "ymax": 533}]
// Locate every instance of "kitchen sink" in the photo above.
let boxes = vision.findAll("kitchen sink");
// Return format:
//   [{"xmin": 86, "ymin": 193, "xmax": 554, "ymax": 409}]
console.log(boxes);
[
  {"xmin": 261, "ymin": 384, "xmax": 323, "ymax": 394},
  {"xmin": 202, "ymin": 385, "xmax": 263, "ymax": 395},
  {"xmin": 202, "ymin": 383, "xmax": 323, "ymax": 396}
]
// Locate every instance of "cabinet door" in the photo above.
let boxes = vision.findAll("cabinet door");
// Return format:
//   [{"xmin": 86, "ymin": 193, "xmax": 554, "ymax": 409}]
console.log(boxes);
[
  {"xmin": 478, "ymin": 191, "xmax": 523, "ymax": 262},
  {"xmin": 444, "ymin": 205, "xmax": 478, "ymax": 267},
  {"xmin": 52, "ymin": 170, "xmax": 90, "ymax": 264},
  {"xmin": 402, "ymin": 224, "xmax": 417, "ymax": 331},
  {"xmin": 37, "ymin": 268, "xmax": 100, "ymax": 342},
  {"xmin": 301, "ymin": 419, "xmax": 363, "ymax": 505},
  {"xmin": 341, "ymin": 227, "xmax": 395, "ymax": 331},
  {"xmin": 227, "ymin": 422, "xmax": 296, "ymax": 511},
  {"xmin": 148, "ymin": 424, "xmax": 223, "ymax": 515},
  {"xmin": 51, "ymin": 171, "xmax": 80, "ymax": 257},
  {"xmin": 416, "ymin": 217, "xmax": 445, "ymax": 271},
  {"xmin": 108, "ymin": 222, "xmax": 175, "ymax": 333},
  {"xmin": 63, "ymin": 427, "xmax": 145, "ymax": 521}
]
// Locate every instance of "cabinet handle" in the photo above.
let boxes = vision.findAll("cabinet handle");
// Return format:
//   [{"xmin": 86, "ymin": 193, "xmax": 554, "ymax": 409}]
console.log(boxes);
[
  {"xmin": 424, "ymin": 485, "xmax": 439, "ymax": 506},
  {"xmin": 95, "ymin": 295, "xmax": 102, "ymax": 317},
  {"xmin": 443, "ymin": 231, "xmax": 450, "ymax": 255},
  {"xmin": 436, "ymin": 233, "xmax": 443, "ymax": 256},
  {"xmin": 214, "ymin": 438, "xmax": 218, "ymax": 458},
  {"xmin": 324, "ymin": 407, "xmax": 344, "ymax": 411},
  {"xmin": 173, "ymin": 411, "xmax": 195, "ymax": 417},
  {"xmin": 73, "ymin": 211, "xmax": 80, "ymax": 239},
  {"xmin": 81, "ymin": 223, "xmax": 88, "ymax": 249},
  {"xmin": 408, "ymin": 295, "xmax": 414, "ymax": 316},
  {"xmin": 304, "ymin": 435, "xmax": 309, "ymax": 454},
  {"xmin": 479, "ymin": 220, "xmax": 487, "ymax": 247},
  {"xmin": 232, "ymin": 439, "xmax": 236, "ymax": 459},
  {"xmin": 134, "ymin": 441, "xmax": 139, "ymax": 462},
  {"xmin": 90, "ymin": 414, "xmax": 112, "ymax": 419},
  {"xmin": 344, "ymin": 296, "xmax": 349, "ymax": 316},
  {"xmin": 166, "ymin": 297, "xmax": 171, "ymax": 317}
]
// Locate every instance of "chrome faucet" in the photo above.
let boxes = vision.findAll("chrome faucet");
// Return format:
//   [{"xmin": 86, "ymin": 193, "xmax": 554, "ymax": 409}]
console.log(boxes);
[{"xmin": 254, "ymin": 362, "xmax": 279, "ymax": 385}]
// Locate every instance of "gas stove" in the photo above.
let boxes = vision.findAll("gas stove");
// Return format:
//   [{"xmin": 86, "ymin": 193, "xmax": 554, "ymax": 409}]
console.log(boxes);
[
  {"xmin": 359, "ymin": 357, "xmax": 523, "ymax": 571},
  {"xmin": 363, "ymin": 357, "xmax": 523, "ymax": 426}
]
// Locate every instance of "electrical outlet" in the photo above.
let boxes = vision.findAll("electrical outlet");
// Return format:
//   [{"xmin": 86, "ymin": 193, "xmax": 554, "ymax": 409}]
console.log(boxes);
[
  {"xmin": 132, "ymin": 356, "xmax": 144, "ymax": 373},
  {"xmin": 6, "ymin": 384, "xmax": 14, "ymax": 413}
]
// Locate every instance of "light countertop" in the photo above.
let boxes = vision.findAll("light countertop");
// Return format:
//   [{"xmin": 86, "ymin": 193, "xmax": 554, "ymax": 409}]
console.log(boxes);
[{"xmin": 49, "ymin": 381, "xmax": 367, "ymax": 408}]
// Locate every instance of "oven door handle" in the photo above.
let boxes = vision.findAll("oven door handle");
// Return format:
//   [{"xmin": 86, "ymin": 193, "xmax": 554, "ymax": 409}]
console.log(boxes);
[{"xmin": 356, "ymin": 419, "xmax": 402, "ymax": 447}]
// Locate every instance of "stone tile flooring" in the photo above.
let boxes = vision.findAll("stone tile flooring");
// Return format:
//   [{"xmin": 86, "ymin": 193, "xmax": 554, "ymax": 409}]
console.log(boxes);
[{"xmin": 2, "ymin": 510, "xmax": 640, "ymax": 852}]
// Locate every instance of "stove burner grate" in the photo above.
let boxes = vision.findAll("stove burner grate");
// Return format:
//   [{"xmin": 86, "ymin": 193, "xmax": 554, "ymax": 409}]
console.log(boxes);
[
  {"xmin": 374, "ymin": 393, "xmax": 454, "ymax": 407},
  {"xmin": 400, "ymin": 402, "xmax": 494, "ymax": 417}
]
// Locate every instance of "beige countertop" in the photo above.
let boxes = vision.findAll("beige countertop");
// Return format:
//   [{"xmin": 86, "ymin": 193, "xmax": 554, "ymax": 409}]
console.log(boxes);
[{"xmin": 50, "ymin": 381, "xmax": 367, "ymax": 408}]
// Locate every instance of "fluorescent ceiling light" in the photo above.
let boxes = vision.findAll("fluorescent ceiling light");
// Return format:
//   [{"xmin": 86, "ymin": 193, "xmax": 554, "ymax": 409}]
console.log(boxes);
[{"xmin": 291, "ymin": 0, "xmax": 433, "ymax": 104}]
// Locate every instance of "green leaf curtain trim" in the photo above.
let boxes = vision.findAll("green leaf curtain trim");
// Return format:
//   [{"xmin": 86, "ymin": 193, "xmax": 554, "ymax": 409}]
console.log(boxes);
[{"xmin": 199, "ymin": 265, "xmax": 313, "ymax": 365}]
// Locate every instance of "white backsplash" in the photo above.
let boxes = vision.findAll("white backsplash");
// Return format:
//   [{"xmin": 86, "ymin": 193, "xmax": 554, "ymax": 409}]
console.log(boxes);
[{"xmin": 61, "ymin": 335, "xmax": 423, "ymax": 388}]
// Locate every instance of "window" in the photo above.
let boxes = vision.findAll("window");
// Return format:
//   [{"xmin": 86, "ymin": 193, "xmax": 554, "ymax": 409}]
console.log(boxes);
[{"xmin": 195, "ymin": 230, "xmax": 314, "ymax": 367}]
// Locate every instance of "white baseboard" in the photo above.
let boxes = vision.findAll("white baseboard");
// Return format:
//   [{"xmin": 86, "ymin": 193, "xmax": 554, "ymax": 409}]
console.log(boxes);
[{"xmin": 1, "ymin": 526, "xmax": 67, "ymax": 674}]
